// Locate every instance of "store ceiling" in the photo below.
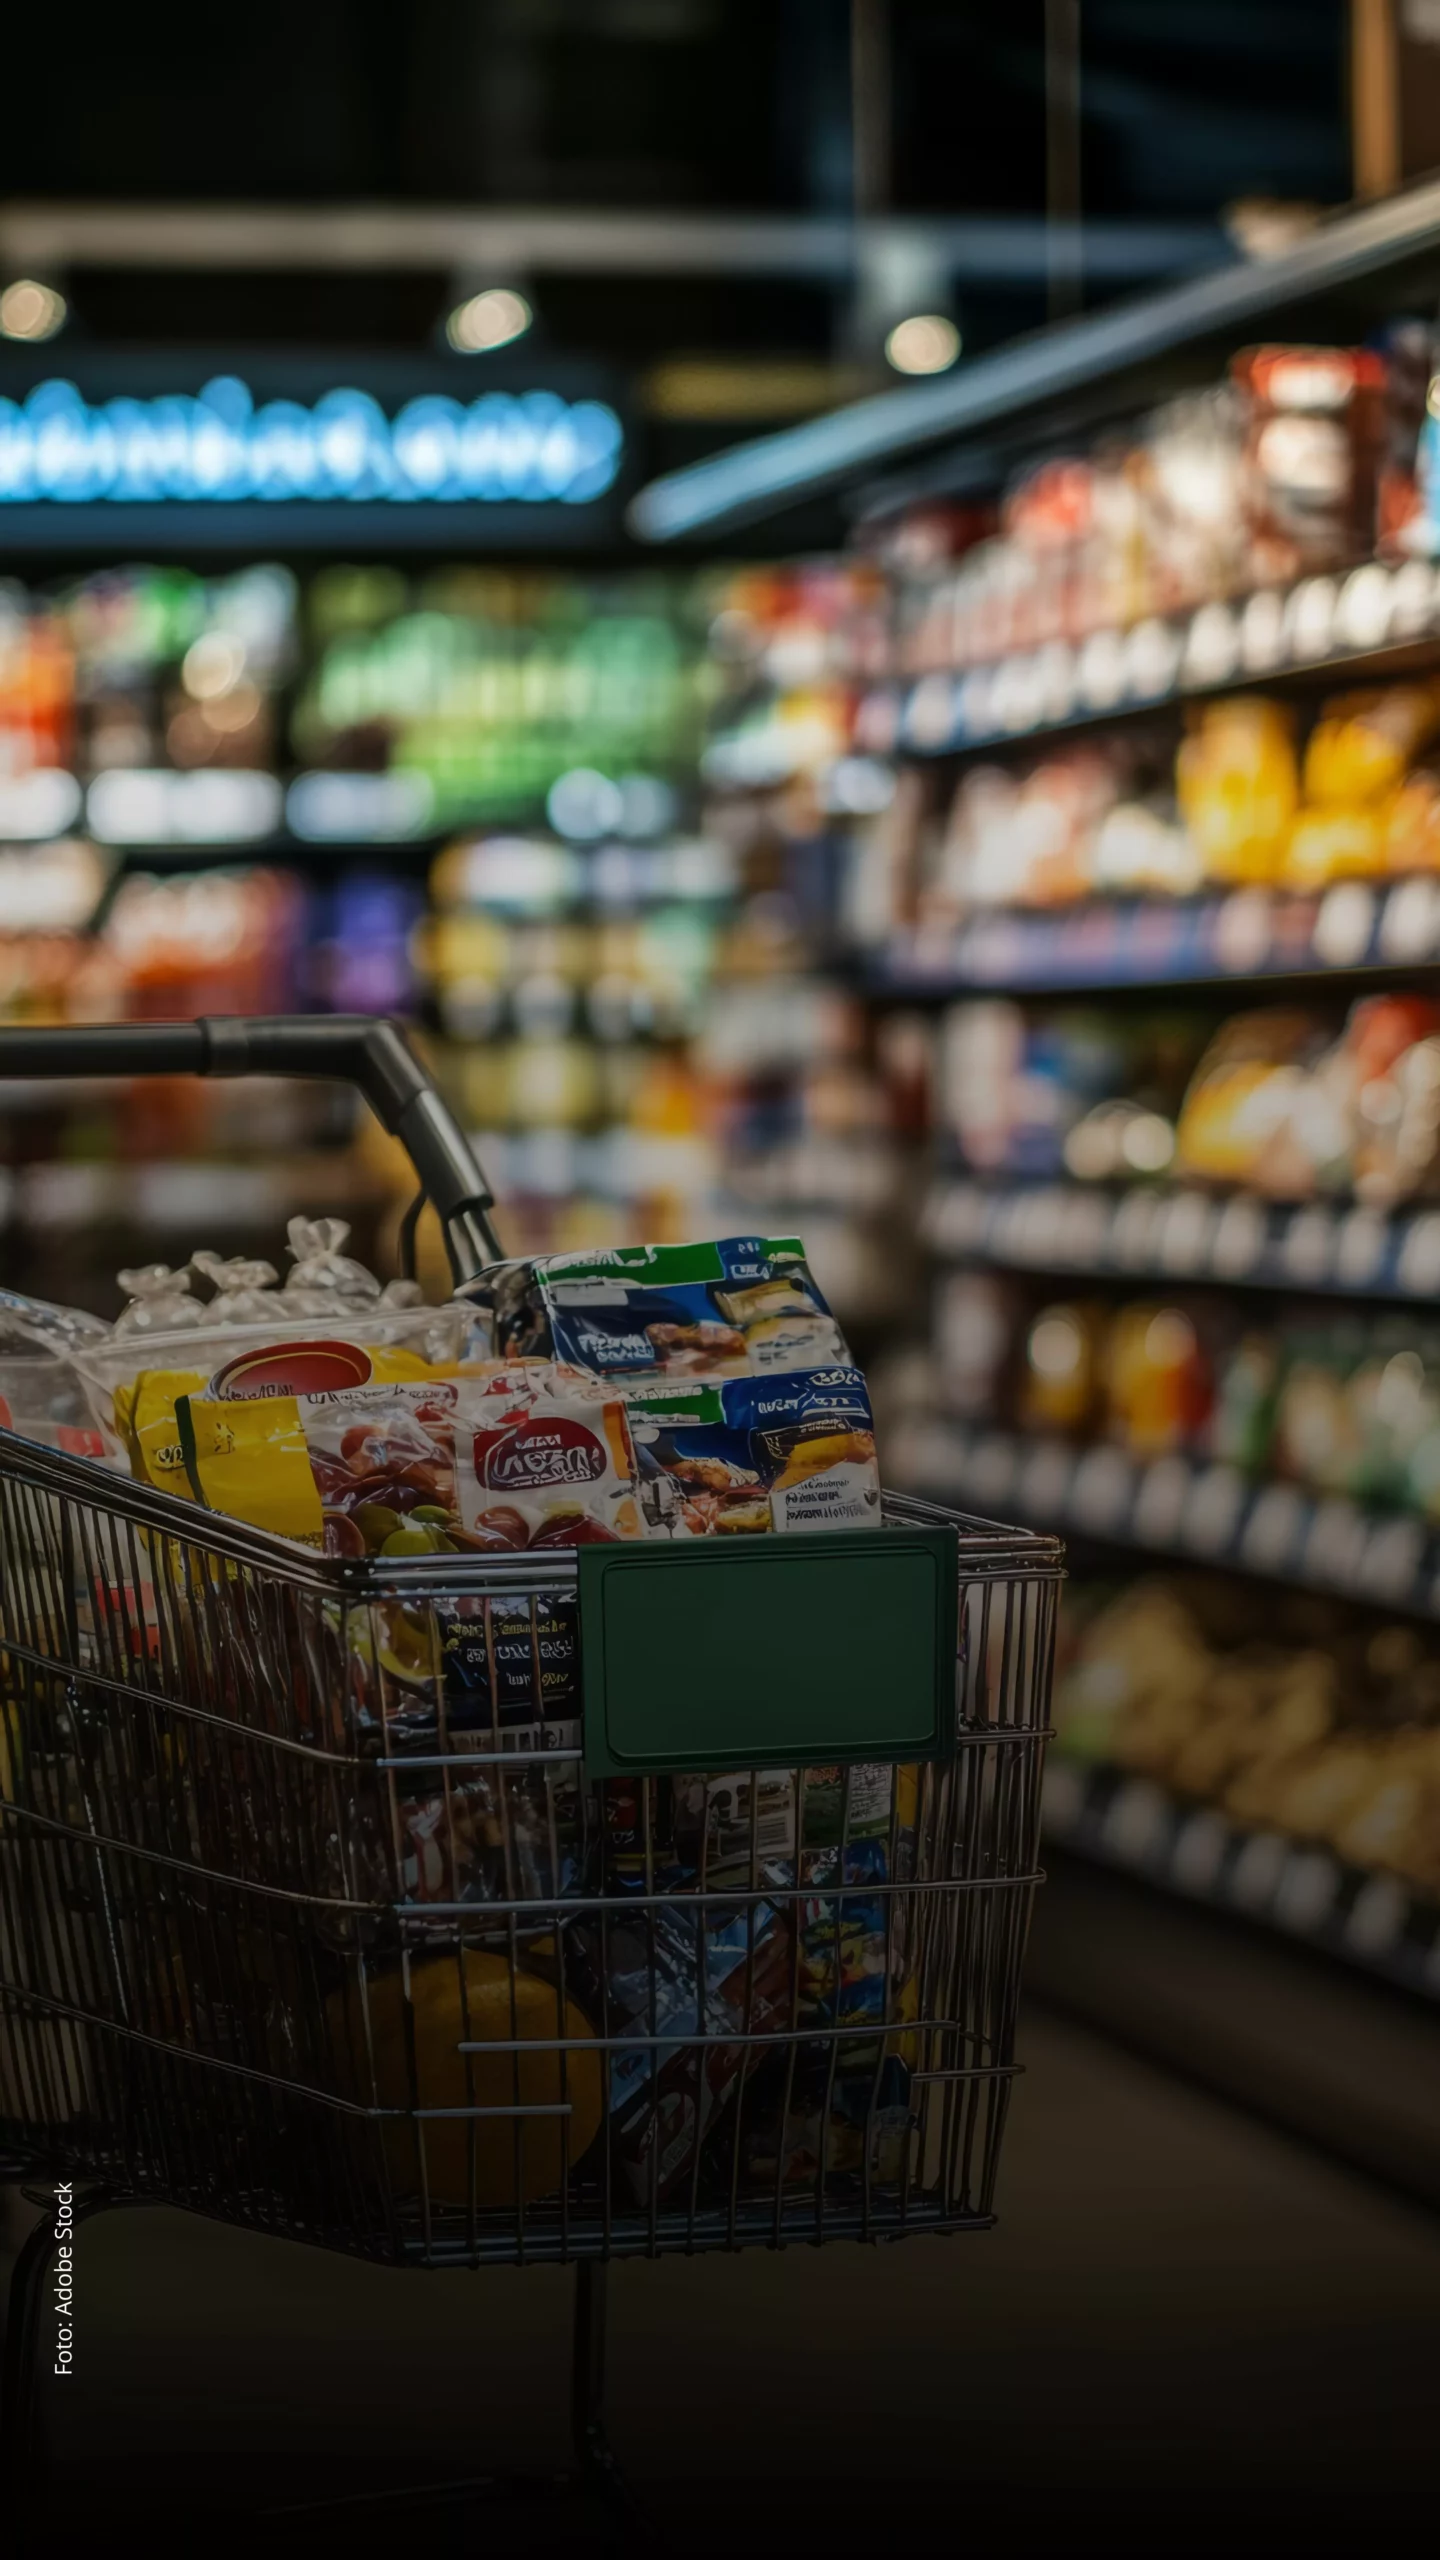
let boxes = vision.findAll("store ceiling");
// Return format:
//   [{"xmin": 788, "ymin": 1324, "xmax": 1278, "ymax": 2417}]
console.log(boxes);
[{"xmin": 0, "ymin": 2, "xmax": 1352, "ymax": 492}]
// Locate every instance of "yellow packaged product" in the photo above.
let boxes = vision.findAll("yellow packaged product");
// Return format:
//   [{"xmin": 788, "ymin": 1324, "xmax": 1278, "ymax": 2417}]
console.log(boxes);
[
  {"xmin": 1283, "ymin": 800, "xmax": 1391, "ymax": 887},
  {"xmin": 78, "ymin": 1305, "xmax": 466, "ymax": 1485},
  {"xmin": 1301, "ymin": 684, "xmax": 1440, "ymax": 807},
  {"xmin": 180, "ymin": 1359, "xmax": 647, "ymax": 1558},
  {"xmin": 1175, "ymin": 698, "xmax": 1298, "ymax": 886},
  {"xmin": 1174, "ymin": 1009, "xmax": 1328, "ymax": 1190}
]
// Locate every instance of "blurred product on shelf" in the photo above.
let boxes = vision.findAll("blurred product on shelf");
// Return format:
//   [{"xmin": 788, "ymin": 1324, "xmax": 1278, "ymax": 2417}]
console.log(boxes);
[
  {"xmin": 417, "ymin": 820, "xmax": 735, "ymax": 1261},
  {"xmin": 1053, "ymin": 1573, "xmax": 1440, "ymax": 1903},
  {"xmin": 1172, "ymin": 995, "xmax": 1440, "ymax": 1202},
  {"xmin": 853, "ymin": 666, "xmax": 1440, "ymax": 942},
  {"xmin": 886, "ymin": 332, "xmax": 1430, "ymax": 683},
  {"xmin": 930, "ymin": 1256, "xmax": 1440, "ymax": 1529},
  {"xmin": 932, "ymin": 989, "xmax": 1440, "ymax": 1207},
  {"xmin": 0, "ymin": 561, "xmax": 719, "ymax": 847},
  {"xmin": 700, "ymin": 561, "xmax": 887, "ymax": 790},
  {"xmin": 937, "ymin": 1000, "xmax": 1197, "ymax": 1182},
  {"xmin": 694, "ymin": 564, "xmax": 926, "ymax": 1336},
  {"xmin": 295, "ymin": 566, "xmax": 709, "ymax": 823}
]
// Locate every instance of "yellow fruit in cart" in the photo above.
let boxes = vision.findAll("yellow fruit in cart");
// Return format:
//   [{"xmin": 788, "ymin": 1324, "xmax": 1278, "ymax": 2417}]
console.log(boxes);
[{"xmin": 336, "ymin": 1950, "xmax": 602, "ymax": 2207}]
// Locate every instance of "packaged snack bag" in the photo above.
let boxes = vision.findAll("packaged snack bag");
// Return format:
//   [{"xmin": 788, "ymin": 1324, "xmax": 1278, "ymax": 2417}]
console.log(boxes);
[
  {"xmin": 279, "ymin": 1214, "xmax": 385, "ymax": 1313},
  {"xmin": 455, "ymin": 1370, "xmax": 645, "ymax": 1548},
  {"xmin": 464, "ymin": 1237, "xmax": 849, "ymax": 1384},
  {"xmin": 179, "ymin": 1371, "xmax": 467, "ymax": 1554},
  {"xmin": 587, "ymin": 1897, "xmax": 795, "ymax": 2208},
  {"xmin": 180, "ymin": 1359, "xmax": 646, "ymax": 1556},
  {"xmin": 114, "ymin": 1264, "xmax": 209, "ymax": 1335},
  {"xmin": 191, "ymin": 1251, "xmax": 281, "ymax": 1323},
  {"xmin": 626, "ymin": 1367, "xmax": 879, "ymax": 1537},
  {"xmin": 76, "ymin": 1295, "xmax": 468, "ymax": 1489}
]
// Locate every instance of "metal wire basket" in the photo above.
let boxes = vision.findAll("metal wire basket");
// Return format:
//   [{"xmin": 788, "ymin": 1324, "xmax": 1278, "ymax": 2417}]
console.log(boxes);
[
  {"xmin": 0, "ymin": 1440, "xmax": 1059, "ymax": 2264},
  {"xmin": 0, "ymin": 1016, "xmax": 1062, "ymax": 2518}
]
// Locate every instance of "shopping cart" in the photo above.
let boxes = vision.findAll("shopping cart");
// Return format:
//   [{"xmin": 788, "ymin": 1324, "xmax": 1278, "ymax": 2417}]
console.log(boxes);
[{"xmin": 0, "ymin": 1015, "xmax": 1062, "ymax": 2529}]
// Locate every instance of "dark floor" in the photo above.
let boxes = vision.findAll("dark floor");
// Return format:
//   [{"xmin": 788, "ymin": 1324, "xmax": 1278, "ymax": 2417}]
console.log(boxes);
[{"xmin": 6, "ymin": 2004, "xmax": 1439, "ymax": 2552}]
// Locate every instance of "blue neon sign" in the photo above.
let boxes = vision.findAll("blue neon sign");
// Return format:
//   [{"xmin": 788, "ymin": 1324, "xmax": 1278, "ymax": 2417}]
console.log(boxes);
[{"xmin": 0, "ymin": 376, "xmax": 625, "ymax": 506}]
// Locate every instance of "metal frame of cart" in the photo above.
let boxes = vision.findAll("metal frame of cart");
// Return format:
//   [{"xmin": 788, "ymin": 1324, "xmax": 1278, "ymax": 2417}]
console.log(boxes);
[{"xmin": 0, "ymin": 1016, "xmax": 1062, "ymax": 2531}]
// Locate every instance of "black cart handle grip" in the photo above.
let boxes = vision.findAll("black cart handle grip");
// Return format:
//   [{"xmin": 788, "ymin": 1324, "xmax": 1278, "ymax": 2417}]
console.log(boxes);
[{"xmin": 0, "ymin": 1015, "xmax": 501, "ymax": 1284}]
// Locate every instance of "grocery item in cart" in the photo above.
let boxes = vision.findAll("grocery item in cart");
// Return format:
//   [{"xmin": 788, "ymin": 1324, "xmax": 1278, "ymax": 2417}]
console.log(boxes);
[
  {"xmin": 179, "ymin": 1360, "xmax": 645, "ymax": 1555},
  {"xmin": 0, "ymin": 1286, "xmax": 111, "ymax": 1459},
  {"xmin": 587, "ymin": 1895, "xmax": 796, "ymax": 2207},
  {"xmin": 190, "ymin": 1251, "xmax": 282, "ymax": 1323},
  {"xmin": 467, "ymin": 1236, "xmax": 849, "ymax": 1381},
  {"xmin": 114, "ymin": 1263, "xmax": 210, "ymax": 1335},
  {"xmin": 626, "ymin": 1365, "xmax": 879, "ymax": 1536},
  {"xmin": 76, "ymin": 1291, "xmax": 467, "ymax": 1494},
  {"xmin": 330, "ymin": 1946, "xmax": 604, "ymax": 2209}
]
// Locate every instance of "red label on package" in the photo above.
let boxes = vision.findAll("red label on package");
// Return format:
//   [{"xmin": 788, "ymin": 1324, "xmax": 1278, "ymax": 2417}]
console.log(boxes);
[
  {"xmin": 210, "ymin": 1338, "xmax": 374, "ymax": 1401},
  {"xmin": 473, "ymin": 1413, "xmax": 608, "ymax": 1492}
]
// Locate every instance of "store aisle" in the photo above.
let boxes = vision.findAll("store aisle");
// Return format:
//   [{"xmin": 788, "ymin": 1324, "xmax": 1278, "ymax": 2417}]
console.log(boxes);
[{"xmin": 7, "ymin": 2007, "xmax": 1438, "ymax": 2551}]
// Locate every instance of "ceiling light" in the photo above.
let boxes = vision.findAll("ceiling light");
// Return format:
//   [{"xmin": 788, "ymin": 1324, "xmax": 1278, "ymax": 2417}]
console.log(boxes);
[
  {"xmin": 884, "ymin": 313, "xmax": 960, "ymax": 377},
  {"xmin": 446, "ymin": 287, "xmax": 532, "ymax": 355},
  {"xmin": 0, "ymin": 279, "xmax": 67, "ymax": 344}
]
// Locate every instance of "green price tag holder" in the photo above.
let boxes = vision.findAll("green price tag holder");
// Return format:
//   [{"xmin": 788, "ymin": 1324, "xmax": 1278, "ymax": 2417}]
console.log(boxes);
[{"xmin": 578, "ymin": 1525, "xmax": 959, "ymax": 1780}]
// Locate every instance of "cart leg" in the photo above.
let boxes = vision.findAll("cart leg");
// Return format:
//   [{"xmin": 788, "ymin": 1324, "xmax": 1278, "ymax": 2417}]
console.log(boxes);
[{"xmin": 570, "ymin": 2260, "xmax": 631, "ymax": 2508}]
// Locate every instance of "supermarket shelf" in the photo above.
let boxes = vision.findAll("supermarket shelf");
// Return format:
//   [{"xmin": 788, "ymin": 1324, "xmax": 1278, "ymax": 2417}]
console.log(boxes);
[
  {"xmin": 632, "ymin": 171, "xmax": 1440, "ymax": 539},
  {"xmin": 1025, "ymin": 1843, "xmax": 1440, "ymax": 2213},
  {"xmin": 1042, "ymin": 1756, "xmax": 1440, "ymax": 2006},
  {"xmin": 868, "ymin": 876, "xmax": 1440, "ymax": 999},
  {"xmin": 922, "ymin": 1177, "xmax": 1440, "ymax": 1302},
  {"xmin": 877, "ymin": 558, "xmax": 1440, "ymax": 763},
  {"xmin": 894, "ymin": 1417, "xmax": 1440, "ymax": 1619}
]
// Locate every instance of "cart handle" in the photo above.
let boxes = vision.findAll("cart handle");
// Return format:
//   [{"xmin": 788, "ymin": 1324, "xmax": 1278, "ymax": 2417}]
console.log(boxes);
[{"xmin": 0, "ymin": 1014, "xmax": 502, "ymax": 1284}]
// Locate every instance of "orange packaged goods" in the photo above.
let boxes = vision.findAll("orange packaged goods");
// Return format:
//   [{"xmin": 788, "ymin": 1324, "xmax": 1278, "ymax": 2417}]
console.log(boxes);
[
  {"xmin": 1104, "ymin": 1304, "xmax": 1211, "ymax": 1460},
  {"xmin": 1174, "ymin": 1009, "xmax": 1329, "ymax": 1191},
  {"xmin": 1174, "ymin": 996, "xmax": 1440, "ymax": 1204},
  {"xmin": 1287, "ymin": 683, "xmax": 1440, "ymax": 887},
  {"xmin": 1232, "ymin": 345, "xmax": 1386, "ymax": 584}
]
